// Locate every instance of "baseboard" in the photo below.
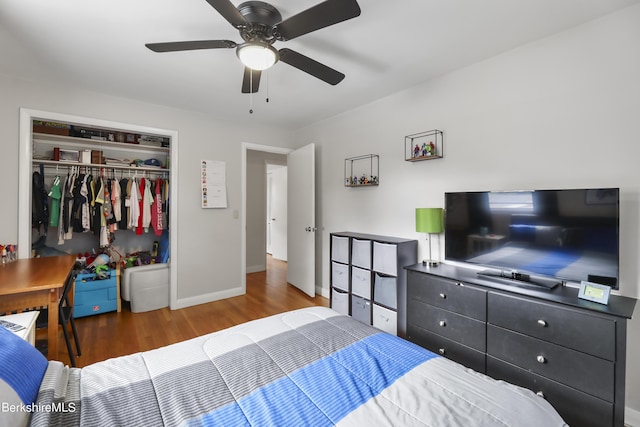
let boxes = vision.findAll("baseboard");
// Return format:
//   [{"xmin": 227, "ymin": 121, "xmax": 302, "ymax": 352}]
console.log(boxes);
[
  {"xmin": 246, "ymin": 264, "xmax": 266, "ymax": 274},
  {"xmin": 172, "ymin": 287, "xmax": 245, "ymax": 310},
  {"xmin": 626, "ymin": 406, "xmax": 640, "ymax": 427},
  {"xmin": 318, "ymin": 286, "xmax": 329, "ymax": 299}
]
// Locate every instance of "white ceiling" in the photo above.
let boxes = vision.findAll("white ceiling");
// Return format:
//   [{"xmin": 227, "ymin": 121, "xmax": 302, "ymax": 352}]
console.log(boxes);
[{"xmin": 1, "ymin": 0, "xmax": 638, "ymax": 130}]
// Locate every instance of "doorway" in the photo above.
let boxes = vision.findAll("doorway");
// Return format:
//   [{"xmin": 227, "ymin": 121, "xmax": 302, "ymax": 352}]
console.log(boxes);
[
  {"xmin": 243, "ymin": 145, "xmax": 289, "ymax": 279},
  {"xmin": 267, "ymin": 164, "xmax": 287, "ymax": 261},
  {"xmin": 241, "ymin": 142, "xmax": 316, "ymax": 298}
]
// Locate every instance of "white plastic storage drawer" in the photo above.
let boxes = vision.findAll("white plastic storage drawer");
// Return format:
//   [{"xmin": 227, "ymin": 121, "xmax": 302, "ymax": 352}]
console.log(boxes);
[
  {"xmin": 351, "ymin": 266, "xmax": 372, "ymax": 299},
  {"xmin": 373, "ymin": 304, "xmax": 397, "ymax": 335},
  {"xmin": 331, "ymin": 288, "xmax": 349, "ymax": 316},
  {"xmin": 351, "ymin": 238, "xmax": 371, "ymax": 269},
  {"xmin": 331, "ymin": 235, "xmax": 349, "ymax": 264},
  {"xmin": 374, "ymin": 273, "xmax": 397, "ymax": 309},
  {"xmin": 373, "ymin": 242, "xmax": 398, "ymax": 276},
  {"xmin": 351, "ymin": 295, "xmax": 372, "ymax": 325},
  {"xmin": 331, "ymin": 262, "xmax": 349, "ymax": 291}
]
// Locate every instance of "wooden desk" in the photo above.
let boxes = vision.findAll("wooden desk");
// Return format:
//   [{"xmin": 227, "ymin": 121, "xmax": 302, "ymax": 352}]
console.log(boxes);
[{"xmin": 0, "ymin": 255, "xmax": 76, "ymax": 360}]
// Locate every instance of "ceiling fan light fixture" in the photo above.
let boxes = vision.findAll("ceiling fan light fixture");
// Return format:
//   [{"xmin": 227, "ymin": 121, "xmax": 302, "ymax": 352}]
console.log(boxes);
[{"xmin": 237, "ymin": 42, "xmax": 278, "ymax": 70}]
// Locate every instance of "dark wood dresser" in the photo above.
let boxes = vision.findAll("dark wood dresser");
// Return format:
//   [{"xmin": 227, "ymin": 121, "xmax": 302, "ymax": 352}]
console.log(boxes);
[{"xmin": 405, "ymin": 263, "xmax": 637, "ymax": 427}]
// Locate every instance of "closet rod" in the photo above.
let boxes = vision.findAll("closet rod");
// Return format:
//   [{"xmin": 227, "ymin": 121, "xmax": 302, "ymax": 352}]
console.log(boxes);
[{"xmin": 32, "ymin": 159, "xmax": 168, "ymax": 173}]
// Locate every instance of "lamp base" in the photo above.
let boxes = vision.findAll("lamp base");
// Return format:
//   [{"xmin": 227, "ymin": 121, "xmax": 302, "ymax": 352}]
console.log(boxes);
[{"xmin": 422, "ymin": 259, "xmax": 439, "ymax": 267}]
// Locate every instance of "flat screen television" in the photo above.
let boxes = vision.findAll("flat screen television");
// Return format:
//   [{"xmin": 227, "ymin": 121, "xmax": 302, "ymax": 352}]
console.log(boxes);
[{"xmin": 444, "ymin": 188, "xmax": 619, "ymax": 290}]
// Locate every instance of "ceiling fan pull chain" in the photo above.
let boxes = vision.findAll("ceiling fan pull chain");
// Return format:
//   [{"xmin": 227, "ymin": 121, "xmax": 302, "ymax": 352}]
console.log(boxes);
[
  {"xmin": 249, "ymin": 71, "xmax": 254, "ymax": 114},
  {"xmin": 265, "ymin": 70, "xmax": 269, "ymax": 103}
]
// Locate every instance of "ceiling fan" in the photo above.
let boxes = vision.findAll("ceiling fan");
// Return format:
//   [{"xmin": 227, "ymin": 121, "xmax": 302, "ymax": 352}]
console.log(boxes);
[{"xmin": 145, "ymin": 0, "xmax": 361, "ymax": 94}]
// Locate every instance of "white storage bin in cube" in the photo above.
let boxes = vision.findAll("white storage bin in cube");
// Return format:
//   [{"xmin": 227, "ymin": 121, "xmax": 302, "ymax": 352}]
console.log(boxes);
[
  {"xmin": 351, "ymin": 266, "xmax": 371, "ymax": 299},
  {"xmin": 331, "ymin": 288, "xmax": 349, "ymax": 316},
  {"xmin": 351, "ymin": 295, "xmax": 372, "ymax": 325},
  {"xmin": 331, "ymin": 235, "xmax": 349, "ymax": 264},
  {"xmin": 373, "ymin": 304, "xmax": 397, "ymax": 335},
  {"xmin": 351, "ymin": 238, "xmax": 371, "ymax": 269},
  {"xmin": 373, "ymin": 273, "xmax": 397, "ymax": 309},
  {"xmin": 331, "ymin": 262, "xmax": 349, "ymax": 291},
  {"xmin": 373, "ymin": 242, "xmax": 398, "ymax": 276}
]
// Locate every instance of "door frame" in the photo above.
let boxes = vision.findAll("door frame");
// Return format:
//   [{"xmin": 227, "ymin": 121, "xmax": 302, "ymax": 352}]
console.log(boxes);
[{"xmin": 241, "ymin": 143, "xmax": 292, "ymax": 289}]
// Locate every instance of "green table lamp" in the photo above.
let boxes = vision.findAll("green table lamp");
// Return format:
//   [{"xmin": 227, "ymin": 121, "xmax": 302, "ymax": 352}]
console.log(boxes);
[{"xmin": 416, "ymin": 207, "xmax": 444, "ymax": 266}]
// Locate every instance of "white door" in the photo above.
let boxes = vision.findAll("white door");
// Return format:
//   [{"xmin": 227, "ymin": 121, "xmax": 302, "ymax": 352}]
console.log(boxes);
[
  {"xmin": 287, "ymin": 143, "xmax": 316, "ymax": 297},
  {"xmin": 270, "ymin": 166, "xmax": 287, "ymax": 261}
]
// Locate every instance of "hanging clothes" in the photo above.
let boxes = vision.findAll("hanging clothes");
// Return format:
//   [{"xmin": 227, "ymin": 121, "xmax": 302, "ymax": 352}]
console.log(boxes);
[
  {"xmin": 111, "ymin": 178, "xmax": 121, "ymax": 231},
  {"xmin": 80, "ymin": 174, "xmax": 91, "ymax": 231},
  {"xmin": 119, "ymin": 178, "xmax": 128, "ymax": 230},
  {"xmin": 141, "ymin": 177, "xmax": 153, "ymax": 233},
  {"xmin": 128, "ymin": 177, "xmax": 140, "ymax": 232},
  {"xmin": 48, "ymin": 175, "xmax": 62, "ymax": 228},
  {"xmin": 151, "ymin": 177, "xmax": 164, "ymax": 236},
  {"xmin": 32, "ymin": 170, "xmax": 46, "ymax": 233}
]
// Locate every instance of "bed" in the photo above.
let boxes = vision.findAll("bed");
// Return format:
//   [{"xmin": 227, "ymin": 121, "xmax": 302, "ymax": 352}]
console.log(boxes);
[{"xmin": 1, "ymin": 306, "xmax": 567, "ymax": 426}]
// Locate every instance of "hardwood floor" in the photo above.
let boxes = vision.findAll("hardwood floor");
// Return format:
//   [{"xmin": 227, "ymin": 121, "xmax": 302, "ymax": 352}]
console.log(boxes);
[{"xmin": 43, "ymin": 256, "xmax": 328, "ymax": 368}]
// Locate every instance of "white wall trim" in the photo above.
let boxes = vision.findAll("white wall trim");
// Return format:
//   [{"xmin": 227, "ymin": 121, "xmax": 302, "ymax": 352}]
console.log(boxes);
[
  {"xmin": 246, "ymin": 264, "xmax": 266, "ymax": 274},
  {"xmin": 173, "ymin": 286, "xmax": 244, "ymax": 310},
  {"xmin": 19, "ymin": 108, "xmax": 179, "ymax": 310},
  {"xmin": 241, "ymin": 142, "xmax": 292, "ymax": 291}
]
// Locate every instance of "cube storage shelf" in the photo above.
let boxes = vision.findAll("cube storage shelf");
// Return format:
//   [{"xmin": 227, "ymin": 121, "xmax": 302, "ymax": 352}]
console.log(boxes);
[{"xmin": 330, "ymin": 232, "xmax": 417, "ymax": 337}]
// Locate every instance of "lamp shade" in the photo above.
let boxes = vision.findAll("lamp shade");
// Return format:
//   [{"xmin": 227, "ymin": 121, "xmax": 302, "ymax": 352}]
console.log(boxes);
[{"xmin": 416, "ymin": 208, "xmax": 444, "ymax": 233}]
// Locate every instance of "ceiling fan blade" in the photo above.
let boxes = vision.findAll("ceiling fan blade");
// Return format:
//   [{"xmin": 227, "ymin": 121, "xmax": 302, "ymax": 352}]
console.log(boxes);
[
  {"xmin": 279, "ymin": 48, "xmax": 345, "ymax": 85},
  {"xmin": 204, "ymin": 0, "xmax": 247, "ymax": 28},
  {"xmin": 146, "ymin": 40, "xmax": 236, "ymax": 53},
  {"xmin": 242, "ymin": 67, "xmax": 262, "ymax": 93},
  {"xmin": 275, "ymin": 0, "xmax": 361, "ymax": 41}
]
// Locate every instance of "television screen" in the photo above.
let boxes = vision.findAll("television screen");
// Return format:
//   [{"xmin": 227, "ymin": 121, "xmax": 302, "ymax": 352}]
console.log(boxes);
[{"xmin": 444, "ymin": 188, "xmax": 619, "ymax": 289}]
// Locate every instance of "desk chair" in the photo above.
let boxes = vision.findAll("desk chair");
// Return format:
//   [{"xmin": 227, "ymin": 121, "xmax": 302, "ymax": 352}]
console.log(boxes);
[{"xmin": 36, "ymin": 271, "xmax": 81, "ymax": 367}]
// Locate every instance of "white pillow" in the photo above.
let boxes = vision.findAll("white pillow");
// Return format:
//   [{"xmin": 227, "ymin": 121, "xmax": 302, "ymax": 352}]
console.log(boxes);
[{"xmin": 0, "ymin": 324, "xmax": 48, "ymax": 427}]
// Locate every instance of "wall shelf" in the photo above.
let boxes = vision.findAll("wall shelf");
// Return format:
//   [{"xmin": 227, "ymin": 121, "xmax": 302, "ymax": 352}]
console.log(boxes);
[
  {"xmin": 344, "ymin": 154, "xmax": 379, "ymax": 187},
  {"xmin": 405, "ymin": 130, "xmax": 443, "ymax": 162}
]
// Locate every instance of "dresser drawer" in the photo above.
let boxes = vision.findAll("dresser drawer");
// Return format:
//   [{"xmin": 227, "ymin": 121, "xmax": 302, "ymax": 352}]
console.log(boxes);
[
  {"xmin": 407, "ymin": 325, "xmax": 485, "ymax": 373},
  {"xmin": 487, "ymin": 292, "xmax": 615, "ymax": 361},
  {"xmin": 408, "ymin": 271, "xmax": 486, "ymax": 320},
  {"xmin": 487, "ymin": 324, "xmax": 614, "ymax": 402},
  {"xmin": 487, "ymin": 356, "xmax": 613, "ymax": 427},
  {"xmin": 408, "ymin": 299, "xmax": 486, "ymax": 351}
]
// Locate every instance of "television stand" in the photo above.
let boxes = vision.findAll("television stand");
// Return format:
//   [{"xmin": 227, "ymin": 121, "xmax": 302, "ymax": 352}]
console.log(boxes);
[{"xmin": 477, "ymin": 269, "xmax": 560, "ymax": 290}]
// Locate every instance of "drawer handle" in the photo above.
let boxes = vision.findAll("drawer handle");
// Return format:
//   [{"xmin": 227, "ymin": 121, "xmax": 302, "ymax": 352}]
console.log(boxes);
[
  {"xmin": 439, "ymin": 320, "xmax": 446, "ymax": 327},
  {"xmin": 439, "ymin": 293, "xmax": 446, "ymax": 299},
  {"xmin": 537, "ymin": 319, "xmax": 548, "ymax": 327},
  {"xmin": 438, "ymin": 348, "xmax": 446, "ymax": 355},
  {"xmin": 536, "ymin": 355, "xmax": 547, "ymax": 364},
  {"xmin": 536, "ymin": 391, "xmax": 545, "ymax": 399}
]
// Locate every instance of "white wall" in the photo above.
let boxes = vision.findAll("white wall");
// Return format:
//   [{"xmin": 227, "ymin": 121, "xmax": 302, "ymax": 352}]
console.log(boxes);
[
  {"xmin": 295, "ymin": 4, "xmax": 640, "ymax": 420},
  {"xmin": 0, "ymin": 73, "xmax": 294, "ymax": 308}
]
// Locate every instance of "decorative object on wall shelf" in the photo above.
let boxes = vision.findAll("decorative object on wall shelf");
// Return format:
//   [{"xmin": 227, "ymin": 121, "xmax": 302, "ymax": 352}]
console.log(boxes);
[
  {"xmin": 344, "ymin": 154, "xmax": 379, "ymax": 187},
  {"xmin": 405, "ymin": 129, "xmax": 443, "ymax": 162}
]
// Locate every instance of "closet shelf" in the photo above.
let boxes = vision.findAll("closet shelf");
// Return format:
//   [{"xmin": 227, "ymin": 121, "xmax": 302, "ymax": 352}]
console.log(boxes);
[{"xmin": 33, "ymin": 133, "xmax": 169, "ymax": 155}]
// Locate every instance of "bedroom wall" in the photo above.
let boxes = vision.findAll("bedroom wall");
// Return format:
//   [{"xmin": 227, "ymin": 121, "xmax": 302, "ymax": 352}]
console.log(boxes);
[
  {"xmin": 295, "ymin": 4, "xmax": 640, "ymax": 421},
  {"xmin": 0, "ymin": 73, "xmax": 293, "ymax": 308}
]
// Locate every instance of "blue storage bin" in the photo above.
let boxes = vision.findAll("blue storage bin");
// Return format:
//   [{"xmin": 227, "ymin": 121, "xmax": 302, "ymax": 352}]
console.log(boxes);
[{"xmin": 74, "ymin": 270, "xmax": 117, "ymax": 318}]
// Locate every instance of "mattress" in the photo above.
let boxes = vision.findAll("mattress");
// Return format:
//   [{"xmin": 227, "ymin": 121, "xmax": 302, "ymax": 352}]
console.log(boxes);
[{"xmin": 28, "ymin": 307, "xmax": 567, "ymax": 426}]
